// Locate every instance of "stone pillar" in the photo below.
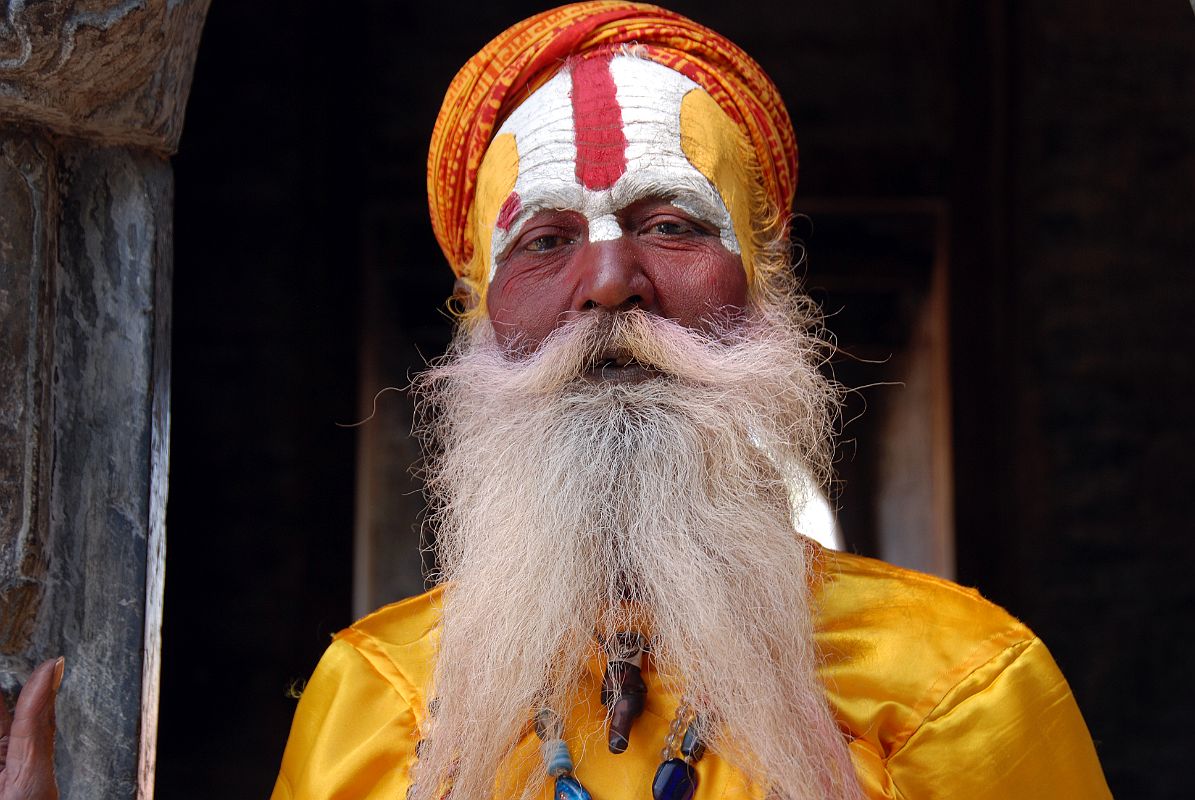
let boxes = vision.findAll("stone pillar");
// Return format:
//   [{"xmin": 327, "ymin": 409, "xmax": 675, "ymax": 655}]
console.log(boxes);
[{"xmin": 0, "ymin": 2, "xmax": 208, "ymax": 797}]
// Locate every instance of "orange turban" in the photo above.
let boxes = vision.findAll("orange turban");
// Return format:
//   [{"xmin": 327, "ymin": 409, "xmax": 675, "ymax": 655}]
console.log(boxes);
[{"xmin": 427, "ymin": 1, "xmax": 797, "ymax": 279}]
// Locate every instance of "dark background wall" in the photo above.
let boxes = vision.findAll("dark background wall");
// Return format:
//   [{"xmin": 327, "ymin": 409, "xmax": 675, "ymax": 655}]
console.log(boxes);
[{"xmin": 156, "ymin": 2, "xmax": 1194, "ymax": 798}]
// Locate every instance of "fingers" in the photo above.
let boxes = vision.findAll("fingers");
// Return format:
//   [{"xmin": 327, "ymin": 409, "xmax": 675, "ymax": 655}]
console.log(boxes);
[{"xmin": 4, "ymin": 657, "xmax": 62, "ymax": 799}]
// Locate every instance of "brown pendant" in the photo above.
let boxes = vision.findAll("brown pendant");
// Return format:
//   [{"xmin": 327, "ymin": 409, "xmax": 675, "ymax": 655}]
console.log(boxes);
[{"xmin": 601, "ymin": 632, "xmax": 648, "ymax": 754}]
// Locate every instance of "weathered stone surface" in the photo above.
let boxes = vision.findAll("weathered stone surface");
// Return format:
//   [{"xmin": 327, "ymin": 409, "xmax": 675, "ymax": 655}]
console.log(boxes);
[
  {"xmin": 0, "ymin": 133, "xmax": 172, "ymax": 798},
  {"xmin": 0, "ymin": 133, "xmax": 53, "ymax": 658},
  {"xmin": 44, "ymin": 144, "xmax": 172, "ymax": 799},
  {"xmin": 0, "ymin": 0, "xmax": 210, "ymax": 153},
  {"xmin": 139, "ymin": 243, "xmax": 168, "ymax": 798}
]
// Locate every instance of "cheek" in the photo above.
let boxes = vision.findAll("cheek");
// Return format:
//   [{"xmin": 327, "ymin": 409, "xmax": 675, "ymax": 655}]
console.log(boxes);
[
  {"xmin": 485, "ymin": 270, "xmax": 575, "ymax": 351},
  {"xmin": 649, "ymin": 247, "xmax": 748, "ymax": 326}
]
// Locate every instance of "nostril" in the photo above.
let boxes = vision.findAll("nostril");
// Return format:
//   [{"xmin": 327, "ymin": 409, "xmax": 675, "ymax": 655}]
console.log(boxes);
[{"xmin": 582, "ymin": 299, "xmax": 598, "ymax": 310}]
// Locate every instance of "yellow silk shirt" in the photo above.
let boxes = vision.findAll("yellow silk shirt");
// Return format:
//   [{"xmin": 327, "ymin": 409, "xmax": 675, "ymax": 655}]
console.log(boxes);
[{"xmin": 271, "ymin": 550, "xmax": 1111, "ymax": 799}]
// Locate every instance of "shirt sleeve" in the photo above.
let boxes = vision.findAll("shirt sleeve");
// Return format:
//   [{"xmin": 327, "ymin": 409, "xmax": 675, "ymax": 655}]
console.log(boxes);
[
  {"xmin": 270, "ymin": 637, "xmax": 420, "ymax": 800},
  {"xmin": 884, "ymin": 636, "xmax": 1111, "ymax": 800}
]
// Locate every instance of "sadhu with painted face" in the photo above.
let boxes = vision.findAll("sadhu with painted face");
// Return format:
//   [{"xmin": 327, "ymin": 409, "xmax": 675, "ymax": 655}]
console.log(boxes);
[{"xmin": 269, "ymin": 4, "xmax": 1112, "ymax": 800}]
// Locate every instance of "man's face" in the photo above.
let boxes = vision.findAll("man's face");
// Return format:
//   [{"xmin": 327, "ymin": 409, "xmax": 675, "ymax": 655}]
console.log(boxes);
[
  {"xmin": 485, "ymin": 198, "xmax": 748, "ymax": 352},
  {"xmin": 473, "ymin": 53, "xmax": 757, "ymax": 355}
]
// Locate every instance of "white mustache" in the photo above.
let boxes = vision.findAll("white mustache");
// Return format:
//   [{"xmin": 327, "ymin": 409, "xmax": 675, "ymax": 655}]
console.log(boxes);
[{"xmin": 431, "ymin": 307, "xmax": 816, "ymax": 399}]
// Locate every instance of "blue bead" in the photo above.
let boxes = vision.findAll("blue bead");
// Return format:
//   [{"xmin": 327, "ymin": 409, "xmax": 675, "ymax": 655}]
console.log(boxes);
[
  {"xmin": 542, "ymin": 739, "xmax": 574, "ymax": 777},
  {"xmin": 652, "ymin": 758, "xmax": 698, "ymax": 800},
  {"xmin": 680, "ymin": 723, "xmax": 706, "ymax": 762},
  {"xmin": 555, "ymin": 775, "xmax": 592, "ymax": 800}
]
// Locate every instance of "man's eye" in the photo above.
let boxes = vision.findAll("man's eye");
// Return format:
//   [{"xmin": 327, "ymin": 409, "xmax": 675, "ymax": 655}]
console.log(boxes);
[
  {"xmin": 525, "ymin": 234, "xmax": 569, "ymax": 252},
  {"xmin": 653, "ymin": 221, "xmax": 688, "ymax": 235},
  {"xmin": 646, "ymin": 219, "xmax": 701, "ymax": 236}
]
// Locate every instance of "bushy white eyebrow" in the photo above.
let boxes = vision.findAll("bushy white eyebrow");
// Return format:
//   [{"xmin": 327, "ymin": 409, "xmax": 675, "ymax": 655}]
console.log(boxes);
[
  {"xmin": 490, "ymin": 168, "xmax": 738, "ymax": 277},
  {"xmin": 609, "ymin": 169, "xmax": 730, "ymax": 231},
  {"xmin": 509, "ymin": 171, "xmax": 723, "ymax": 224}
]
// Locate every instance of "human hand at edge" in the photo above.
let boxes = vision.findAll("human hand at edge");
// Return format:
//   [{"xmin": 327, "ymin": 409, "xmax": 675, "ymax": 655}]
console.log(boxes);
[{"xmin": 0, "ymin": 658, "xmax": 62, "ymax": 800}]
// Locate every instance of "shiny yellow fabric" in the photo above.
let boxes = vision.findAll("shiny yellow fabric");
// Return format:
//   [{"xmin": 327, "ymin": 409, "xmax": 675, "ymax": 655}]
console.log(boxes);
[{"xmin": 271, "ymin": 550, "xmax": 1111, "ymax": 799}]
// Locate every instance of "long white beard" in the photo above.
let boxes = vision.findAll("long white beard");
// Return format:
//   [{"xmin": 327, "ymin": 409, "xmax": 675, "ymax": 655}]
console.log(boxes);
[{"xmin": 409, "ymin": 299, "xmax": 862, "ymax": 800}]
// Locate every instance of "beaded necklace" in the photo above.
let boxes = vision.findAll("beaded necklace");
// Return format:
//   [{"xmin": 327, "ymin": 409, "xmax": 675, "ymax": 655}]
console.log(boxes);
[
  {"xmin": 534, "ymin": 629, "xmax": 707, "ymax": 800},
  {"xmin": 413, "ymin": 635, "xmax": 707, "ymax": 800},
  {"xmin": 533, "ymin": 703, "xmax": 707, "ymax": 800}
]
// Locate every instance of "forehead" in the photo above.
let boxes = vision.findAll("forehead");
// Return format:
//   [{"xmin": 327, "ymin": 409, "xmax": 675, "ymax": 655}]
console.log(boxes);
[
  {"xmin": 470, "ymin": 53, "xmax": 755, "ymax": 283},
  {"xmin": 499, "ymin": 54, "xmax": 700, "ymax": 199}
]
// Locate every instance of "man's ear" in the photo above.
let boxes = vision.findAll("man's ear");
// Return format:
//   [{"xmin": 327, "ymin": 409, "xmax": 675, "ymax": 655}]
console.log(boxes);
[{"xmin": 452, "ymin": 277, "xmax": 480, "ymax": 313}]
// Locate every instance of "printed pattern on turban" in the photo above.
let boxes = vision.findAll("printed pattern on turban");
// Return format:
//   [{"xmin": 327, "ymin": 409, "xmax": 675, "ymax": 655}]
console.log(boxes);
[{"xmin": 427, "ymin": 0, "xmax": 797, "ymax": 289}]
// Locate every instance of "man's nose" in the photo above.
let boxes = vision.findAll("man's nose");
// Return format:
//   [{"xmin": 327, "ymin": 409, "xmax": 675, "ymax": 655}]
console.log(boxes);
[{"xmin": 572, "ymin": 237, "xmax": 656, "ymax": 313}]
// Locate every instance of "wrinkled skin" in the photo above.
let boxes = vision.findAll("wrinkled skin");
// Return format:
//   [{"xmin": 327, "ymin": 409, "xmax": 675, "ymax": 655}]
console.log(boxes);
[
  {"xmin": 0, "ymin": 658, "xmax": 61, "ymax": 800},
  {"xmin": 485, "ymin": 197, "xmax": 748, "ymax": 351}
]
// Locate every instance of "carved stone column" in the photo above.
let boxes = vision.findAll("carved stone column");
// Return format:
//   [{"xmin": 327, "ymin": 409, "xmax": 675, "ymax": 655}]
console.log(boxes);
[{"xmin": 0, "ymin": 2, "xmax": 208, "ymax": 797}]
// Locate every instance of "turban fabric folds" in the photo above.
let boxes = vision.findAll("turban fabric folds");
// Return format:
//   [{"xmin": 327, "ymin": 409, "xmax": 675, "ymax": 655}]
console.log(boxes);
[{"xmin": 427, "ymin": 1, "xmax": 798, "ymax": 284}]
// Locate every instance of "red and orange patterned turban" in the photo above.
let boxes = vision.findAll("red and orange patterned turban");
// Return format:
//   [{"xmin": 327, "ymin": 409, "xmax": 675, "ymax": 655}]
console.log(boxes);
[{"xmin": 427, "ymin": 1, "xmax": 797, "ymax": 278}]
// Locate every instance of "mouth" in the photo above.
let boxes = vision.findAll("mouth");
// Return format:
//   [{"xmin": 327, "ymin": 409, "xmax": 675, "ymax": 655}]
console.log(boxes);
[{"xmin": 584, "ymin": 349, "xmax": 660, "ymax": 383}]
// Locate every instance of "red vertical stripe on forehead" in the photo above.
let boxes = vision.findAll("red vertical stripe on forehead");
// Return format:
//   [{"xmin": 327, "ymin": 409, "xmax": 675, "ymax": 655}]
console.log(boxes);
[{"xmin": 570, "ymin": 54, "xmax": 627, "ymax": 191}]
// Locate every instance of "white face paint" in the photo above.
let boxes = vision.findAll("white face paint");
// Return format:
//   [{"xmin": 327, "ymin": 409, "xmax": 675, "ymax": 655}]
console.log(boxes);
[{"xmin": 485, "ymin": 54, "xmax": 741, "ymax": 282}]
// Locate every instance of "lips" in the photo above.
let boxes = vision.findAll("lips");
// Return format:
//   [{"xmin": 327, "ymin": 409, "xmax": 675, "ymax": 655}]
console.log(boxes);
[
  {"xmin": 597, "ymin": 353, "xmax": 636, "ymax": 369},
  {"xmin": 585, "ymin": 349, "xmax": 659, "ymax": 383}
]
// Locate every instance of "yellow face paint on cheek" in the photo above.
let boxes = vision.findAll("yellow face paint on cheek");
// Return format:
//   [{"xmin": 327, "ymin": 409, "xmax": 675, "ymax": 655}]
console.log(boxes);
[
  {"xmin": 469, "ymin": 133, "xmax": 520, "ymax": 302},
  {"xmin": 679, "ymin": 89, "xmax": 757, "ymax": 283}
]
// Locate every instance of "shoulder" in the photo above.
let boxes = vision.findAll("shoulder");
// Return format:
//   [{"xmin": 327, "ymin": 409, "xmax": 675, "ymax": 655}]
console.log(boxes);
[
  {"xmin": 816, "ymin": 548, "xmax": 1034, "ymax": 659},
  {"xmin": 814, "ymin": 548, "xmax": 1038, "ymax": 737},
  {"xmin": 331, "ymin": 585, "xmax": 445, "ymax": 712},
  {"xmin": 270, "ymin": 588, "xmax": 444, "ymax": 800},
  {"xmin": 343, "ymin": 583, "xmax": 445, "ymax": 648},
  {"xmin": 814, "ymin": 550, "xmax": 1110, "ymax": 798}
]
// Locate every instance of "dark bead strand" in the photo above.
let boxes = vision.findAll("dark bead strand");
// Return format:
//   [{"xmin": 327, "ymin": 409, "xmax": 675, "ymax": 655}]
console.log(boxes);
[
  {"xmin": 680, "ymin": 714, "xmax": 706, "ymax": 762},
  {"xmin": 652, "ymin": 713, "xmax": 705, "ymax": 800}
]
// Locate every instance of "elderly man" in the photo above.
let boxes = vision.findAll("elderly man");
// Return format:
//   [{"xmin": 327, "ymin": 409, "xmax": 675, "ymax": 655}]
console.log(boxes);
[{"xmin": 270, "ymin": 3, "xmax": 1110, "ymax": 800}]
